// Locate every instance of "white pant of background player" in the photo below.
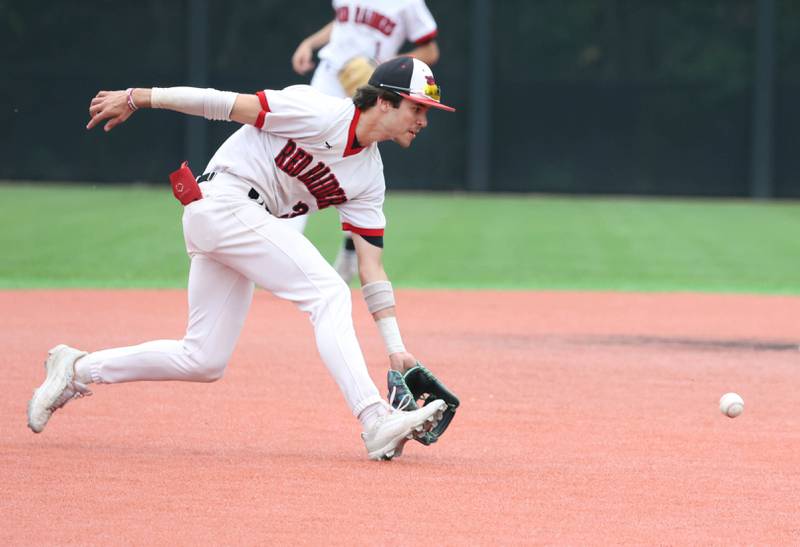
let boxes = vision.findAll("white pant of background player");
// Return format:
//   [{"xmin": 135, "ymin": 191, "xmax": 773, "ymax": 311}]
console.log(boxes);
[
  {"xmin": 282, "ymin": 59, "xmax": 357, "ymax": 281},
  {"xmin": 78, "ymin": 175, "xmax": 381, "ymax": 415}
]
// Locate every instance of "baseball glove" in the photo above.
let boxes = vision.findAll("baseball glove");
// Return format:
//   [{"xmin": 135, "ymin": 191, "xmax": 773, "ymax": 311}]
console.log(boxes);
[
  {"xmin": 338, "ymin": 56, "xmax": 377, "ymax": 97},
  {"xmin": 387, "ymin": 362, "xmax": 460, "ymax": 445}
]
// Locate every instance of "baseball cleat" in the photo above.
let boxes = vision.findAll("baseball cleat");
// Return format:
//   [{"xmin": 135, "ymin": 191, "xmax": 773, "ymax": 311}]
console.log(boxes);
[
  {"xmin": 27, "ymin": 344, "xmax": 90, "ymax": 433},
  {"xmin": 362, "ymin": 399, "xmax": 447, "ymax": 461},
  {"xmin": 392, "ymin": 402, "xmax": 447, "ymax": 458}
]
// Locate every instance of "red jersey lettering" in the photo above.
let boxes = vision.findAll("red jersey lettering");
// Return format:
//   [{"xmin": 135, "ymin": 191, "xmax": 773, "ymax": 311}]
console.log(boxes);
[
  {"xmin": 353, "ymin": 7, "xmax": 396, "ymax": 36},
  {"xmin": 274, "ymin": 140, "xmax": 297, "ymax": 169},
  {"xmin": 274, "ymin": 140, "xmax": 349, "ymax": 210}
]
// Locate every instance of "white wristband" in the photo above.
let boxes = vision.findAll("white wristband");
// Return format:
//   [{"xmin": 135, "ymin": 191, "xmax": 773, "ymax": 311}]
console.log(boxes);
[
  {"xmin": 150, "ymin": 87, "xmax": 237, "ymax": 121},
  {"xmin": 376, "ymin": 316, "xmax": 406, "ymax": 355},
  {"xmin": 362, "ymin": 281, "xmax": 395, "ymax": 314}
]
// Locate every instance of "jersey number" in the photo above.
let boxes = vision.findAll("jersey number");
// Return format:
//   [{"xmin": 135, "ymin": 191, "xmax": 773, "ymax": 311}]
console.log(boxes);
[{"xmin": 279, "ymin": 201, "xmax": 310, "ymax": 219}]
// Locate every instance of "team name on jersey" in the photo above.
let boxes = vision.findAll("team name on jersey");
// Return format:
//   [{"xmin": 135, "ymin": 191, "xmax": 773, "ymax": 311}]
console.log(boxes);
[
  {"xmin": 274, "ymin": 140, "xmax": 348, "ymax": 209},
  {"xmin": 335, "ymin": 6, "xmax": 397, "ymax": 36}
]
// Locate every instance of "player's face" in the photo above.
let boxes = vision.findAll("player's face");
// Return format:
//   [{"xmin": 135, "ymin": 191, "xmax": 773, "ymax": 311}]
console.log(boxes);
[{"xmin": 387, "ymin": 99, "xmax": 429, "ymax": 148}]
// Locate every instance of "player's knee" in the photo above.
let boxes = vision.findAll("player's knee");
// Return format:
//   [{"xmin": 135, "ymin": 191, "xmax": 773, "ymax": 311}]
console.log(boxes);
[
  {"xmin": 184, "ymin": 351, "xmax": 228, "ymax": 382},
  {"xmin": 323, "ymin": 276, "xmax": 351, "ymax": 308},
  {"xmin": 305, "ymin": 275, "xmax": 351, "ymax": 320},
  {"xmin": 196, "ymin": 363, "xmax": 226, "ymax": 382}
]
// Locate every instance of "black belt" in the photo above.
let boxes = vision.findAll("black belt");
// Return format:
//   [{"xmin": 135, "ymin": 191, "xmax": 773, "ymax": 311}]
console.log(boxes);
[
  {"xmin": 196, "ymin": 172, "xmax": 216, "ymax": 183},
  {"xmin": 197, "ymin": 172, "xmax": 270, "ymax": 213}
]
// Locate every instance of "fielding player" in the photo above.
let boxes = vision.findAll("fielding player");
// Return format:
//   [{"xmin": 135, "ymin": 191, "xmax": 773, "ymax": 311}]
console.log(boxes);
[
  {"xmin": 27, "ymin": 57, "xmax": 454, "ymax": 461},
  {"xmin": 289, "ymin": 0, "xmax": 440, "ymax": 283}
]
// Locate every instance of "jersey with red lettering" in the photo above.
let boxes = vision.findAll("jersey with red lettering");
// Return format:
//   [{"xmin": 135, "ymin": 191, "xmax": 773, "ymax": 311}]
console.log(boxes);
[
  {"xmin": 204, "ymin": 85, "xmax": 385, "ymax": 236},
  {"xmin": 319, "ymin": 0, "xmax": 437, "ymax": 73}
]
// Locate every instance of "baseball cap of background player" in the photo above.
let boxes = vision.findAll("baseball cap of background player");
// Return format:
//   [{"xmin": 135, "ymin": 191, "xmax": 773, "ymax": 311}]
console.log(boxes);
[{"xmin": 368, "ymin": 56, "xmax": 456, "ymax": 112}]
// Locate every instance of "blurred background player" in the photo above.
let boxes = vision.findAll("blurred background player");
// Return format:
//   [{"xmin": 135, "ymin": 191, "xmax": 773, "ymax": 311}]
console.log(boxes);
[{"xmin": 289, "ymin": 0, "xmax": 440, "ymax": 283}]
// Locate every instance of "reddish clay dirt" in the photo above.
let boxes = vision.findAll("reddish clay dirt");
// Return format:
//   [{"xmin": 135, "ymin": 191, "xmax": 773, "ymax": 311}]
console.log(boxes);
[{"xmin": 2, "ymin": 290, "xmax": 800, "ymax": 545}]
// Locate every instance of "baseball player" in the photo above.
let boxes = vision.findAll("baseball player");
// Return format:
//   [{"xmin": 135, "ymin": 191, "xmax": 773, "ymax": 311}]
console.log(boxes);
[
  {"xmin": 288, "ymin": 0, "xmax": 441, "ymax": 284},
  {"xmin": 27, "ymin": 57, "xmax": 455, "ymax": 461}
]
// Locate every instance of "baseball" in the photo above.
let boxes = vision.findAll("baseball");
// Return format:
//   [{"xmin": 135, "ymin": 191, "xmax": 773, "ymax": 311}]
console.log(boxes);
[{"xmin": 719, "ymin": 392, "xmax": 744, "ymax": 418}]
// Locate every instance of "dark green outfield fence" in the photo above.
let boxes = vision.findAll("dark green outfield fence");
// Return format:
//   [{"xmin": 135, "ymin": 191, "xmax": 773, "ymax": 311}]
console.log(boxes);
[{"xmin": 2, "ymin": 0, "xmax": 799, "ymax": 197}]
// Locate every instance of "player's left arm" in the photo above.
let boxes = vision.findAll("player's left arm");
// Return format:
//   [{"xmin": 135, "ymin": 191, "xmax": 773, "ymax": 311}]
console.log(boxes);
[{"xmin": 352, "ymin": 233, "xmax": 417, "ymax": 372}]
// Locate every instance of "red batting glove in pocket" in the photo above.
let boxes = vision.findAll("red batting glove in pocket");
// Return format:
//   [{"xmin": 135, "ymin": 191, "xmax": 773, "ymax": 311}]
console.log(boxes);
[{"xmin": 169, "ymin": 161, "xmax": 203, "ymax": 205}]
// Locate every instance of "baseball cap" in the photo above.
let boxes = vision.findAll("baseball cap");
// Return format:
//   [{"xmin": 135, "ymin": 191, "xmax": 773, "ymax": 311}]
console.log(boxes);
[{"xmin": 368, "ymin": 57, "xmax": 455, "ymax": 112}]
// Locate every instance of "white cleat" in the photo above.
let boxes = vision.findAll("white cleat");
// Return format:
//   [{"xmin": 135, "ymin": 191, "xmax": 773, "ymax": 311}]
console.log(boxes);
[
  {"xmin": 362, "ymin": 399, "xmax": 447, "ymax": 461},
  {"xmin": 27, "ymin": 344, "xmax": 90, "ymax": 433},
  {"xmin": 394, "ymin": 403, "xmax": 447, "ymax": 457},
  {"xmin": 333, "ymin": 247, "xmax": 359, "ymax": 284}
]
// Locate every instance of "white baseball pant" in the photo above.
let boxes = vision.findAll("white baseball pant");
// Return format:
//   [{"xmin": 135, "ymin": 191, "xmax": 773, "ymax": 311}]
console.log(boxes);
[
  {"xmin": 309, "ymin": 59, "xmax": 348, "ymax": 99},
  {"xmin": 76, "ymin": 173, "xmax": 383, "ymax": 416}
]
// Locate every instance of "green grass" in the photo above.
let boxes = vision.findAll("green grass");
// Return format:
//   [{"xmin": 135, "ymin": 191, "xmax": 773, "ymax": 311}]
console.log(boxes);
[{"xmin": 2, "ymin": 182, "xmax": 799, "ymax": 293}]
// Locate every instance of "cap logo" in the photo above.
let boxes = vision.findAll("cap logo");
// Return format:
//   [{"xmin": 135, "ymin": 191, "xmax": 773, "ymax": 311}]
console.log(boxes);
[{"xmin": 423, "ymin": 75, "xmax": 441, "ymax": 102}]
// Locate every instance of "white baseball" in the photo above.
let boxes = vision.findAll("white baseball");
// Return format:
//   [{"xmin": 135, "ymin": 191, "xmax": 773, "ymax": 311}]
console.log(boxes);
[{"xmin": 719, "ymin": 392, "xmax": 744, "ymax": 418}]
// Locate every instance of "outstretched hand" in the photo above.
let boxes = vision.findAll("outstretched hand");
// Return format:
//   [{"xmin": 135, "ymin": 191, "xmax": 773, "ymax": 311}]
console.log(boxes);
[{"xmin": 86, "ymin": 90, "xmax": 134, "ymax": 132}]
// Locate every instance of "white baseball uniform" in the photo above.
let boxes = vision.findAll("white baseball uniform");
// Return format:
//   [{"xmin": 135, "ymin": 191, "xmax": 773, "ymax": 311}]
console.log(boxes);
[
  {"xmin": 75, "ymin": 85, "xmax": 389, "ymax": 417},
  {"xmin": 287, "ymin": 0, "xmax": 437, "ymax": 233}
]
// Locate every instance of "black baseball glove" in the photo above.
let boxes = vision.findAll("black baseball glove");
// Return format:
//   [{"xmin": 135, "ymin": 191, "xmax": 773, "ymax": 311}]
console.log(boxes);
[{"xmin": 387, "ymin": 362, "xmax": 460, "ymax": 445}]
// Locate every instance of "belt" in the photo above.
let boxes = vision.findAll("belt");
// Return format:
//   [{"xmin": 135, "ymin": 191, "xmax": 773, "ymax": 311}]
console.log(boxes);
[
  {"xmin": 196, "ymin": 172, "xmax": 216, "ymax": 183},
  {"xmin": 197, "ymin": 172, "xmax": 270, "ymax": 213}
]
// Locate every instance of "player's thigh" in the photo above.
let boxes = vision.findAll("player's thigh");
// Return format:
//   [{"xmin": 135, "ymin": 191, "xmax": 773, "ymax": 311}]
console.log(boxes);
[
  {"xmin": 185, "ymin": 254, "xmax": 255, "ymax": 359},
  {"xmin": 281, "ymin": 214, "xmax": 309, "ymax": 233},
  {"xmin": 225, "ymin": 204, "xmax": 347, "ymax": 308}
]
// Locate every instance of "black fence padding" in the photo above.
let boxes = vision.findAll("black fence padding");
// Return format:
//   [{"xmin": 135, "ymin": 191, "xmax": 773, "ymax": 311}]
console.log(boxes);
[{"xmin": 1, "ymin": 0, "xmax": 799, "ymax": 197}]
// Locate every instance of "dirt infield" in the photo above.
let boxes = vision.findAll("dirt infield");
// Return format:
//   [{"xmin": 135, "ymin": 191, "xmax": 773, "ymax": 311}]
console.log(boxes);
[{"xmin": 3, "ymin": 289, "xmax": 800, "ymax": 545}]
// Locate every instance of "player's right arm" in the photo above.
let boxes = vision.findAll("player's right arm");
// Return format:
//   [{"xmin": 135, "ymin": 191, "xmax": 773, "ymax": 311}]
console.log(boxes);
[
  {"xmin": 86, "ymin": 88, "xmax": 266, "ymax": 132},
  {"xmin": 291, "ymin": 21, "xmax": 334, "ymax": 75}
]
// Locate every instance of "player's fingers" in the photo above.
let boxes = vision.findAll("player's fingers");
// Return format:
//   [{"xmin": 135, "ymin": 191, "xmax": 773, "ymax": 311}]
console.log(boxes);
[
  {"xmin": 104, "ymin": 113, "xmax": 124, "ymax": 132},
  {"xmin": 86, "ymin": 109, "xmax": 108, "ymax": 130},
  {"xmin": 292, "ymin": 47, "xmax": 315, "ymax": 74},
  {"xmin": 296, "ymin": 60, "xmax": 313, "ymax": 75},
  {"xmin": 86, "ymin": 106, "xmax": 112, "ymax": 130},
  {"xmin": 104, "ymin": 112, "xmax": 130, "ymax": 132},
  {"xmin": 292, "ymin": 55, "xmax": 306, "ymax": 74}
]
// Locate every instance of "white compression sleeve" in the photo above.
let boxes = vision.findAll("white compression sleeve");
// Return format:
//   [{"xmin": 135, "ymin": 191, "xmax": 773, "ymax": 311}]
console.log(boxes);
[
  {"xmin": 376, "ymin": 316, "xmax": 406, "ymax": 354},
  {"xmin": 150, "ymin": 87, "xmax": 237, "ymax": 121}
]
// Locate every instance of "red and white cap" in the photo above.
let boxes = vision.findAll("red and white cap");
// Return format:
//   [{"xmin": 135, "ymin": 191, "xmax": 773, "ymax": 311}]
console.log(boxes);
[{"xmin": 368, "ymin": 57, "xmax": 456, "ymax": 112}]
